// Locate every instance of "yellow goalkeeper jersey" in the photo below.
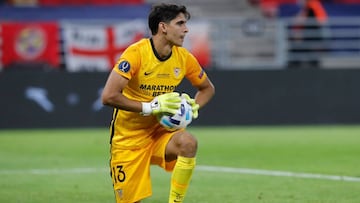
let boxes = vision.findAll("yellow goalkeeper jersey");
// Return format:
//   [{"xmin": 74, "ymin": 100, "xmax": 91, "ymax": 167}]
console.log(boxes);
[{"xmin": 110, "ymin": 38, "xmax": 207, "ymax": 149}]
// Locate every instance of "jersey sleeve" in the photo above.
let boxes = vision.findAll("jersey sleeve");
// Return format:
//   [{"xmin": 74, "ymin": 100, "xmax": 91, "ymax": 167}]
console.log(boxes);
[
  {"xmin": 113, "ymin": 44, "xmax": 141, "ymax": 80},
  {"xmin": 185, "ymin": 52, "xmax": 208, "ymax": 86}
]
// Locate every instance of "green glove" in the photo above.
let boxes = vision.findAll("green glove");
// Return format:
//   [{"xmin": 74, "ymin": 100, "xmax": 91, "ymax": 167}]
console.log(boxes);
[
  {"xmin": 141, "ymin": 92, "xmax": 181, "ymax": 116},
  {"xmin": 181, "ymin": 93, "xmax": 200, "ymax": 119}
]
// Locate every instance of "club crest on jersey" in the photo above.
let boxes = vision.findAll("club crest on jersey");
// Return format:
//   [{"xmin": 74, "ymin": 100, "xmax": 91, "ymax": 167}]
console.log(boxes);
[
  {"xmin": 118, "ymin": 61, "xmax": 130, "ymax": 73},
  {"xmin": 173, "ymin": 67, "xmax": 181, "ymax": 78}
]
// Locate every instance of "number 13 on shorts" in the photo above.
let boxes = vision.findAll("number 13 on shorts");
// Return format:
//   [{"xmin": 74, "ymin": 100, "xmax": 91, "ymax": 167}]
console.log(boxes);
[{"xmin": 112, "ymin": 165, "xmax": 126, "ymax": 183}]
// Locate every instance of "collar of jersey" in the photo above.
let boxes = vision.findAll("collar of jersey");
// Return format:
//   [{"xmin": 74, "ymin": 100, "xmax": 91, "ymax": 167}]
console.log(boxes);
[{"xmin": 150, "ymin": 38, "xmax": 172, "ymax": 62}]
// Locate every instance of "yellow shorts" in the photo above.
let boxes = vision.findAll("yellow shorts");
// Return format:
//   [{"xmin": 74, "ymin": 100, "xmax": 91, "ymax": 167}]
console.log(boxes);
[{"xmin": 110, "ymin": 128, "xmax": 181, "ymax": 203}]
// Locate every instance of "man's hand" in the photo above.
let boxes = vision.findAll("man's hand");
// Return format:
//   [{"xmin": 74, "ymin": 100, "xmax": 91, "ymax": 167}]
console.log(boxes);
[
  {"xmin": 141, "ymin": 92, "xmax": 181, "ymax": 116},
  {"xmin": 181, "ymin": 93, "xmax": 199, "ymax": 119}
]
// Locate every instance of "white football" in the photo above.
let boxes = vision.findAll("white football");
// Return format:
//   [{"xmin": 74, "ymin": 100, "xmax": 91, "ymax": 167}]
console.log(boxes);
[{"xmin": 158, "ymin": 97, "xmax": 193, "ymax": 131}]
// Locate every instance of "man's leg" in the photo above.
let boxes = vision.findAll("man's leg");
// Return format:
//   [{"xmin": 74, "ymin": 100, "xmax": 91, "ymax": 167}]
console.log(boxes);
[{"xmin": 166, "ymin": 131, "xmax": 198, "ymax": 203}]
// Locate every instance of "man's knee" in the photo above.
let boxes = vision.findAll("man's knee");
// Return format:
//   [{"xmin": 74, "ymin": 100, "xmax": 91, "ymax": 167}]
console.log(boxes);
[{"xmin": 179, "ymin": 132, "xmax": 198, "ymax": 156}]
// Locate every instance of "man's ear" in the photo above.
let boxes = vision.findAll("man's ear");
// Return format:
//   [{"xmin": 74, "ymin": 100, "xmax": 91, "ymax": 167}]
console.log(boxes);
[{"xmin": 159, "ymin": 22, "xmax": 167, "ymax": 34}]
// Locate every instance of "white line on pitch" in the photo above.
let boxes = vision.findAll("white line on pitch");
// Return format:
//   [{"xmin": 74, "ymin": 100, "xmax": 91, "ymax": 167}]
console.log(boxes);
[
  {"xmin": 0, "ymin": 167, "xmax": 107, "ymax": 175},
  {"xmin": 197, "ymin": 165, "xmax": 360, "ymax": 182},
  {"xmin": 0, "ymin": 165, "xmax": 360, "ymax": 182}
]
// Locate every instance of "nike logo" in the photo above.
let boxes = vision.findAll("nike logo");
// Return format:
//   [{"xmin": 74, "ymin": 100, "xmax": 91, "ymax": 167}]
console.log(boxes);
[{"xmin": 144, "ymin": 71, "xmax": 153, "ymax": 76}]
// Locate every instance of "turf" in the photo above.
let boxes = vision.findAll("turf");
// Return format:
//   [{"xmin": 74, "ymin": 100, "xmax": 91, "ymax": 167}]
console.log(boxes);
[{"xmin": 0, "ymin": 126, "xmax": 359, "ymax": 203}]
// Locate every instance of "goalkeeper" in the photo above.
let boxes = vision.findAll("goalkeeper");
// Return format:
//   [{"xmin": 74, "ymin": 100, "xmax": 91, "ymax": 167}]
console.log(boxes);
[{"xmin": 101, "ymin": 3, "xmax": 215, "ymax": 203}]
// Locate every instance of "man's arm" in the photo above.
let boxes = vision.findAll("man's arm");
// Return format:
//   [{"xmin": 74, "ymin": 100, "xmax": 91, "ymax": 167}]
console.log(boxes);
[
  {"xmin": 102, "ymin": 69, "xmax": 182, "ymax": 115},
  {"xmin": 101, "ymin": 69, "xmax": 142, "ymax": 112},
  {"xmin": 193, "ymin": 77, "xmax": 215, "ymax": 109}
]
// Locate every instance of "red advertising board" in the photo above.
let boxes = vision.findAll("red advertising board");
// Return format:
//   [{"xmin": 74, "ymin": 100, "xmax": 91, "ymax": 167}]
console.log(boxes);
[{"xmin": 1, "ymin": 22, "xmax": 60, "ymax": 69}]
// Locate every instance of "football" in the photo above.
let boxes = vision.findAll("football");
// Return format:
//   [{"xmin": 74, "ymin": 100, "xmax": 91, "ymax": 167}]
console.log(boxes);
[{"xmin": 157, "ymin": 97, "xmax": 193, "ymax": 131}]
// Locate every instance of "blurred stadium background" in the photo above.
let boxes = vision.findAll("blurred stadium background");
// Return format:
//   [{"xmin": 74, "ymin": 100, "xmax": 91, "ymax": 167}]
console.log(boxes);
[
  {"xmin": 1, "ymin": 0, "xmax": 360, "ymax": 128},
  {"xmin": 1, "ymin": 0, "xmax": 360, "ymax": 202}
]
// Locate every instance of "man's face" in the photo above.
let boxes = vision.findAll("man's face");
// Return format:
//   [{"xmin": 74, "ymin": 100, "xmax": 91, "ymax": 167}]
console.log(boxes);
[{"xmin": 163, "ymin": 13, "xmax": 189, "ymax": 47}]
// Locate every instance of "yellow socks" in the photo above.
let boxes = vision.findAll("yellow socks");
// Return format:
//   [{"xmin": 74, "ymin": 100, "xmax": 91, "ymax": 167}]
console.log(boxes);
[{"xmin": 168, "ymin": 156, "xmax": 196, "ymax": 203}]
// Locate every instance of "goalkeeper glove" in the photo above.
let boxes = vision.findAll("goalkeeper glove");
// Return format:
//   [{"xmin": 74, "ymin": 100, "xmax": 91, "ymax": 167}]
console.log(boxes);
[
  {"xmin": 181, "ymin": 93, "xmax": 200, "ymax": 119},
  {"xmin": 141, "ymin": 92, "xmax": 181, "ymax": 116}
]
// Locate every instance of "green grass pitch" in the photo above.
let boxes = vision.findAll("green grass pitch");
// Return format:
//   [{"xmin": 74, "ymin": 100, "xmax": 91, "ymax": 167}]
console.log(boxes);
[{"xmin": 1, "ymin": 126, "xmax": 360, "ymax": 203}]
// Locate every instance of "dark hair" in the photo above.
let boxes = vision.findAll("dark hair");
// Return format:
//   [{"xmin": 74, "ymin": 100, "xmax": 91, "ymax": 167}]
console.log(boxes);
[{"xmin": 148, "ymin": 3, "xmax": 190, "ymax": 35}]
